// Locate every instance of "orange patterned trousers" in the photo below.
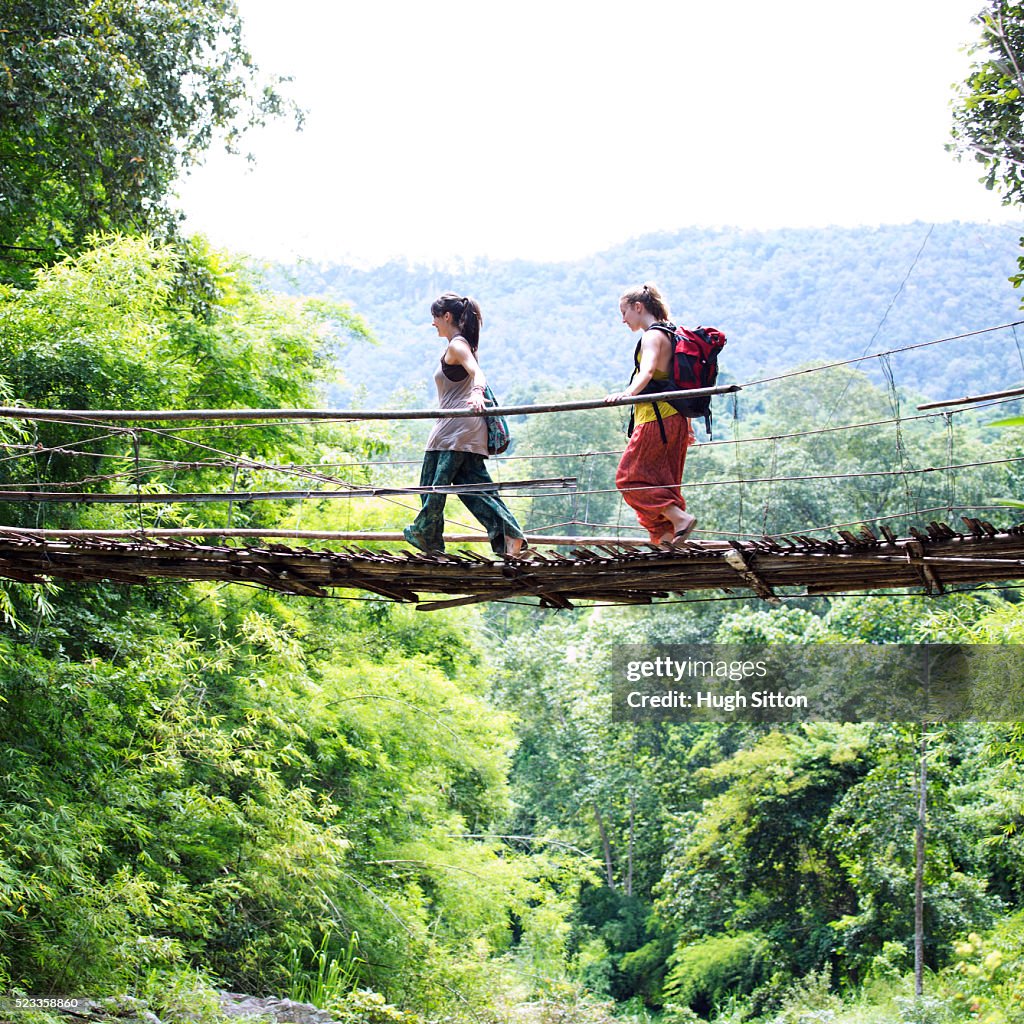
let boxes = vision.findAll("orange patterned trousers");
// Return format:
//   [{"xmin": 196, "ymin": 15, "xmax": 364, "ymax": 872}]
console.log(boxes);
[{"xmin": 615, "ymin": 413, "xmax": 692, "ymax": 543}]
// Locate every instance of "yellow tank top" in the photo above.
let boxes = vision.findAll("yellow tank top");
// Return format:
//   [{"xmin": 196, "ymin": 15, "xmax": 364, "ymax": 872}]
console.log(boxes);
[{"xmin": 634, "ymin": 369, "xmax": 679, "ymax": 425}]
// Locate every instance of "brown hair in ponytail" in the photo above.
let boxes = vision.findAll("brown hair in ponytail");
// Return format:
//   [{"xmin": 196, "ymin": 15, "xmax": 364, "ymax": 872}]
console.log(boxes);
[
  {"xmin": 620, "ymin": 282, "xmax": 671, "ymax": 322},
  {"xmin": 430, "ymin": 292, "xmax": 483, "ymax": 352}
]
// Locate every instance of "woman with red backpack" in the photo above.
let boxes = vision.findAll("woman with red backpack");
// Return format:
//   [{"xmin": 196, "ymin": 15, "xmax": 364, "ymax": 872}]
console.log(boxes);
[{"xmin": 605, "ymin": 282, "xmax": 697, "ymax": 546}]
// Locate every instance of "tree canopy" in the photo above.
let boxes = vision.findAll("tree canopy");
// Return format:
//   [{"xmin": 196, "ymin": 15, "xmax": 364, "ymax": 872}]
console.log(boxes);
[
  {"xmin": 951, "ymin": 1, "xmax": 1024, "ymax": 208},
  {"xmin": 0, "ymin": 0, "xmax": 298, "ymax": 284}
]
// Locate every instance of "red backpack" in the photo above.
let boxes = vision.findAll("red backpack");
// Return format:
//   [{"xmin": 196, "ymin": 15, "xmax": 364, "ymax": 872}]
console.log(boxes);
[{"xmin": 630, "ymin": 322, "xmax": 727, "ymax": 440}]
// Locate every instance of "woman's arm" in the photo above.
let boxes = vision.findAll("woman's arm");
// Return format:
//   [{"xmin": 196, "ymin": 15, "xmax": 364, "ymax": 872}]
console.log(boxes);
[
  {"xmin": 445, "ymin": 337, "xmax": 488, "ymax": 412},
  {"xmin": 604, "ymin": 329, "xmax": 668, "ymax": 403}
]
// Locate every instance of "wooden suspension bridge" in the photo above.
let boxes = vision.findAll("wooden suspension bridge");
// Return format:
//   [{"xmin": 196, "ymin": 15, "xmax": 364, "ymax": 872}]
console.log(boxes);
[
  {"xmin": 2, "ymin": 382, "xmax": 1024, "ymax": 608},
  {"xmin": 0, "ymin": 517, "xmax": 1021, "ymax": 610}
]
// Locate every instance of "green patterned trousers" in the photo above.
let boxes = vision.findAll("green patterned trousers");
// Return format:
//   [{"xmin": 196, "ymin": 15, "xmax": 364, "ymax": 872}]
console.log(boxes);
[{"xmin": 403, "ymin": 449, "xmax": 525, "ymax": 554}]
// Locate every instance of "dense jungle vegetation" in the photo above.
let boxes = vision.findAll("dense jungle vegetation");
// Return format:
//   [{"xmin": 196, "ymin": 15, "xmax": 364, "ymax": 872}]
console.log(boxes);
[{"xmin": 4, "ymin": 3, "xmax": 1024, "ymax": 1024}]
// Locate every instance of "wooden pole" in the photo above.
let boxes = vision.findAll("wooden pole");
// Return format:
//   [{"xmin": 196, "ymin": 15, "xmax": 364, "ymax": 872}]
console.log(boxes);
[
  {"xmin": 0, "ymin": 526, "xmax": 662, "ymax": 546},
  {"xmin": 0, "ymin": 476, "xmax": 577, "ymax": 504},
  {"xmin": 0, "ymin": 384, "xmax": 741, "ymax": 424},
  {"xmin": 917, "ymin": 384, "xmax": 1024, "ymax": 410}
]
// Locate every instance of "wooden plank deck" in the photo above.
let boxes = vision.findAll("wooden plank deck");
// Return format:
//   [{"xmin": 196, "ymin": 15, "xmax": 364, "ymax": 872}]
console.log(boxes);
[{"xmin": 0, "ymin": 518, "xmax": 1021, "ymax": 609}]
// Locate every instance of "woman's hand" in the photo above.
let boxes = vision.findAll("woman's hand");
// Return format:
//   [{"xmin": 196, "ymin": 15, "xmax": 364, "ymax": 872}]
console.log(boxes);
[
  {"xmin": 604, "ymin": 391, "xmax": 632, "ymax": 403},
  {"xmin": 467, "ymin": 387, "xmax": 487, "ymax": 413}
]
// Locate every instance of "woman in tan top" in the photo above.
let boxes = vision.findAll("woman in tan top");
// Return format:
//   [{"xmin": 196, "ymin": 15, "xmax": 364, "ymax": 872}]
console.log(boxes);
[{"xmin": 403, "ymin": 292, "xmax": 527, "ymax": 556}]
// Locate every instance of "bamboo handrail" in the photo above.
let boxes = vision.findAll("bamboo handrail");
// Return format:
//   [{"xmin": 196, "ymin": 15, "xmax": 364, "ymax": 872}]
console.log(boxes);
[
  {"xmin": 0, "ymin": 526, "xmax": 663, "ymax": 547},
  {"xmin": 0, "ymin": 476, "xmax": 577, "ymax": 503},
  {"xmin": 0, "ymin": 384, "xmax": 741, "ymax": 424},
  {"xmin": 917, "ymin": 384, "xmax": 1024, "ymax": 410}
]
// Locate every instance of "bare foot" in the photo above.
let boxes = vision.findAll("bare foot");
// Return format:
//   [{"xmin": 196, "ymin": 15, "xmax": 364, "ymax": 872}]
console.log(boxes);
[
  {"xmin": 505, "ymin": 536, "xmax": 528, "ymax": 557},
  {"xmin": 662, "ymin": 512, "xmax": 697, "ymax": 548}
]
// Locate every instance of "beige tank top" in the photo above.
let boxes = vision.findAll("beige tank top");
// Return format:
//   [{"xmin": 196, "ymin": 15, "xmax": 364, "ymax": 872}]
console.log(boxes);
[{"xmin": 425, "ymin": 342, "xmax": 488, "ymax": 455}]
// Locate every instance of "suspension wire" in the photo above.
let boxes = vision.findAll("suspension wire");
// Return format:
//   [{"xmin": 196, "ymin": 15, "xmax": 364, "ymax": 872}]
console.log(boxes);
[
  {"xmin": 880, "ymin": 352, "xmax": 915, "ymax": 515},
  {"xmin": 729, "ymin": 504, "xmax": 1023, "ymax": 540},
  {"xmin": 0, "ymin": 430, "xmax": 134, "ymax": 466},
  {"xmin": 124, "ymin": 424, "xmax": 502, "ymax": 539},
  {"xmin": 744, "ymin": 320, "xmax": 1024, "ymax": 388},
  {"xmin": 135, "ymin": 424, "xmax": 360, "ymax": 488},
  {"xmin": 29, "ymin": 418, "xmax": 43, "ymax": 532},
  {"xmin": 579, "ymin": 452, "xmax": 1024, "ymax": 499},
  {"xmin": 761, "ymin": 437, "xmax": 778, "ymax": 536},
  {"xmin": 820, "ymin": 223, "xmax": 934, "ymax": 429},
  {"xmin": 732, "ymin": 392, "xmax": 744, "ymax": 535},
  {"xmin": 870, "ymin": 226, "xmax": 935, "ymax": 351},
  {"xmin": 131, "ymin": 430, "xmax": 144, "ymax": 533},
  {"xmin": 142, "ymin": 421, "xmax": 556, "ymax": 539},
  {"xmin": 1, "ymin": 391, "xmax": 1019, "ymax": 496},
  {"xmin": 1, "ymin": 319, "xmax": 1022, "ymax": 562},
  {"xmin": 1012, "ymin": 323, "xmax": 1024, "ymax": 377},
  {"xmin": 1, "ymin": 451, "xmax": 1020, "ymax": 510},
  {"xmin": 945, "ymin": 412, "xmax": 956, "ymax": 513},
  {"xmin": 0, "ymin": 318, "xmax": 1020, "ymax": 431},
  {"xmin": 0, "ymin": 408, "xmax": 556, "ymax": 541},
  {"xmin": 558, "ymin": 500, "xmax": 1024, "ymax": 543}
]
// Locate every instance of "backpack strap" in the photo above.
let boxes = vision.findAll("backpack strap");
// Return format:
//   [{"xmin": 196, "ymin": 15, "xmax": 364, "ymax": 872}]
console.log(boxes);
[
  {"xmin": 646, "ymin": 320, "xmax": 676, "ymax": 338},
  {"xmin": 651, "ymin": 397, "xmax": 668, "ymax": 444},
  {"xmin": 627, "ymin": 337, "xmax": 671, "ymax": 443},
  {"xmin": 633, "ymin": 324, "xmax": 676, "ymax": 444}
]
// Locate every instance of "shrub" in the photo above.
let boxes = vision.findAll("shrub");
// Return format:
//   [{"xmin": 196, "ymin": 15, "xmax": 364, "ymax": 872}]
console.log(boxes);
[{"xmin": 663, "ymin": 931, "xmax": 771, "ymax": 1015}]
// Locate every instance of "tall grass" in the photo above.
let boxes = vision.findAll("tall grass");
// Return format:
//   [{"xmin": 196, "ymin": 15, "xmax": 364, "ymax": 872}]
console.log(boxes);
[{"xmin": 286, "ymin": 931, "xmax": 364, "ymax": 1010}]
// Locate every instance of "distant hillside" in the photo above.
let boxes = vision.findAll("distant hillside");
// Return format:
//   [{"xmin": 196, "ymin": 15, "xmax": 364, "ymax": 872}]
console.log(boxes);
[{"xmin": 269, "ymin": 222, "xmax": 1024, "ymax": 407}]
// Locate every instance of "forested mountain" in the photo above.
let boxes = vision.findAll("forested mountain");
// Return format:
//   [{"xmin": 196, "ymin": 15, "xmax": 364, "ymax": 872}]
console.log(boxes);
[{"xmin": 271, "ymin": 221, "xmax": 1024, "ymax": 407}]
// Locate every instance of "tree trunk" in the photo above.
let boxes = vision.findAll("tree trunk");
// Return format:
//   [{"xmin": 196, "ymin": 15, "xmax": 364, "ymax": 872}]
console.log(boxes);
[
  {"xmin": 915, "ymin": 727, "xmax": 927, "ymax": 997},
  {"xmin": 626, "ymin": 789, "xmax": 635, "ymax": 897},
  {"xmin": 914, "ymin": 652, "xmax": 930, "ymax": 999},
  {"xmin": 593, "ymin": 803, "xmax": 615, "ymax": 889}
]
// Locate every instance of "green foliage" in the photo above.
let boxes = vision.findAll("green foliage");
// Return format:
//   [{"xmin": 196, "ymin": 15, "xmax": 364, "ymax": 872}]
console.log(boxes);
[
  {"xmin": 950, "ymin": 3, "xmax": 1024, "ymax": 211},
  {"xmin": 570, "ymin": 887, "xmax": 674, "ymax": 1002},
  {"xmin": 0, "ymin": 0, "xmax": 299, "ymax": 283},
  {"xmin": 644, "ymin": 721, "xmax": 1009, "ymax": 1014},
  {"xmin": 950, "ymin": 3, "xmax": 1024, "ymax": 303},
  {"xmin": 576, "ymin": 937, "xmax": 615, "ymax": 997},
  {"xmin": 655, "ymin": 728, "xmax": 867, "ymax": 969},
  {"xmin": 138, "ymin": 971, "xmax": 228, "ymax": 1024},
  {"xmin": 0, "ymin": 233, "xmax": 568, "ymax": 1018},
  {"xmin": 824, "ymin": 730, "xmax": 999, "ymax": 978},
  {"xmin": 0, "ymin": 577, "xmax": 545, "ymax": 1006},
  {"xmin": 943, "ymin": 915, "xmax": 1024, "ymax": 1023},
  {"xmin": 663, "ymin": 931, "xmax": 771, "ymax": 1014},
  {"xmin": 715, "ymin": 592, "xmax": 1005, "ymax": 646},
  {"xmin": 0, "ymin": 233, "xmax": 373, "ymax": 533},
  {"xmin": 287, "ymin": 930, "xmax": 365, "ymax": 1010},
  {"xmin": 329, "ymin": 990, "xmax": 427, "ymax": 1024},
  {"xmin": 767, "ymin": 970, "xmax": 843, "ymax": 1024}
]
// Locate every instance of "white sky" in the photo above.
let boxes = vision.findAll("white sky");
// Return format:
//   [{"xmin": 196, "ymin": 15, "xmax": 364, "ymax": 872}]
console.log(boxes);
[{"xmin": 176, "ymin": 0, "xmax": 1019, "ymax": 266}]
